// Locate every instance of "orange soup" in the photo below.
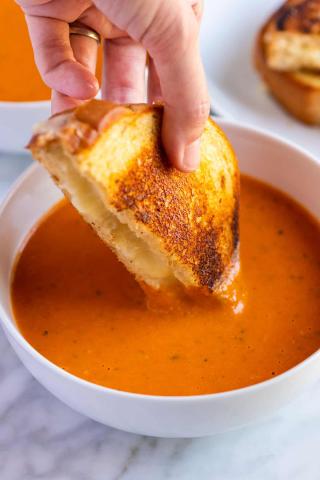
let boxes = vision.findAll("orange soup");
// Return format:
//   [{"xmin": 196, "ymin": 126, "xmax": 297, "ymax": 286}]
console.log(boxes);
[
  {"xmin": 0, "ymin": 0, "xmax": 101, "ymax": 102},
  {"xmin": 11, "ymin": 176, "xmax": 320, "ymax": 396},
  {"xmin": 0, "ymin": 0, "xmax": 50, "ymax": 101}
]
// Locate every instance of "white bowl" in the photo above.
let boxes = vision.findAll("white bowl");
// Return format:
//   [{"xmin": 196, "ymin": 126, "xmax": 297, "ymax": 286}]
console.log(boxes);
[
  {"xmin": 0, "ymin": 101, "xmax": 50, "ymax": 153},
  {"xmin": 0, "ymin": 120, "xmax": 320, "ymax": 438}
]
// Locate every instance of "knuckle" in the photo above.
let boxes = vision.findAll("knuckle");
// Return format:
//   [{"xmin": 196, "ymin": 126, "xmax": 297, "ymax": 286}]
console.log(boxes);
[
  {"xmin": 142, "ymin": 1, "xmax": 197, "ymax": 58},
  {"xmin": 42, "ymin": 57, "xmax": 70, "ymax": 83},
  {"xmin": 185, "ymin": 100, "xmax": 211, "ymax": 127},
  {"xmin": 165, "ymin": 98, "xmax": 210, "ymax": 143}
]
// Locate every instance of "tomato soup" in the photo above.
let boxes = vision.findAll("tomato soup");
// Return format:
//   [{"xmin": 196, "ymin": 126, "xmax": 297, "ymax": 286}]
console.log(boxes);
[
  {"xmin": 11, "ymin": 176, "xmax": 320, "ymax": 396},
  {"xmin": 0, "ymin": 0, "xmax": 101, "ymax": 102},
  {"xmin": 0, "ymin": 0, "xmax": 50, "ymax": 101}
]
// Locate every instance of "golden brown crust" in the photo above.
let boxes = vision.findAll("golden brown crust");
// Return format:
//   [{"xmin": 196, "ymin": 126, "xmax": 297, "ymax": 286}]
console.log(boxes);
[
  {"xmin": 268, "ymin": 0, "xmax": 320, "ymax": 33},
  {"xmin": 254, "ymin": 27, "xmax": 320, "ymax": 124},
  {"xmin": 110, "ymin": 126, "xmax": 239, "ymax": 290},
  {"xmin": 28, "ymin": 100, "xmax": 239, "ymax": 293}
]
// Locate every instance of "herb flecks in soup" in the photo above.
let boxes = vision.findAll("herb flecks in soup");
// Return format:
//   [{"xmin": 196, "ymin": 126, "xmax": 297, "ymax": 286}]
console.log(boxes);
[{"xmin": 11, "ymin": 176, "xmax": 320, "ymax": 396}]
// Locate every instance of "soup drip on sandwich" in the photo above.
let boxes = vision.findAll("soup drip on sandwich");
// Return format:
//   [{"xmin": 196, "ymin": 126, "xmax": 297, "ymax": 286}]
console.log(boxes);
[{"xmin": 28, "ymin": 100, "xmax": 239, "ymax": 301}]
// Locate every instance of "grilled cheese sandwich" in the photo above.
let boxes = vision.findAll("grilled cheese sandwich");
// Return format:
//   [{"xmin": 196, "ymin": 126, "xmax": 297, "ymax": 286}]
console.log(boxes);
[{"xmin": 28, "ymin": 100, "xmax": 240, "ymax": 294}]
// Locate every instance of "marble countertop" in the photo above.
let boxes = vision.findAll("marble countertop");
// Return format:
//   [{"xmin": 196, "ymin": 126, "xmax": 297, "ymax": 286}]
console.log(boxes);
[{"xmin": 1, "ymin": 153, "xmax": 320, "ymax": 480}]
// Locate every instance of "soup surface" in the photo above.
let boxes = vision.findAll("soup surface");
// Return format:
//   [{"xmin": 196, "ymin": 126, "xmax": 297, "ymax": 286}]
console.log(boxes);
[
  {"xmin": 0, "ymin": 0, "xmax": 101, "ymax": 102},
  {"xmin": 0, "ymin": 0, "xmax": 50, "ymax": 101},
  {"xmin": 11, "ymin": 176, "xmax": 320, "ymax": 396}
]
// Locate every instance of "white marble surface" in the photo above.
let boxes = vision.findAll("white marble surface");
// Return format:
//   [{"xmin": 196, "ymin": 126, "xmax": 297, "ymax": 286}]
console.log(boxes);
[{"xmin": 1, "ymin": 153, "xmax": 320, "ymax": 480}]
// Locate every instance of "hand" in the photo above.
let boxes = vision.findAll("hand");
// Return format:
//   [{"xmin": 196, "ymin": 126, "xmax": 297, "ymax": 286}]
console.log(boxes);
[{"xmin": 17, "ymin": 0, "xmax": 210, "ymax": 172}]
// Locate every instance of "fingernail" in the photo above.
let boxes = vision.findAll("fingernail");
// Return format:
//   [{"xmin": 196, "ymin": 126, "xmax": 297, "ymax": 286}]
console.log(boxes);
[{"xmin": 182, "ymin": 139, "xmax": 200, "ymax": 172}]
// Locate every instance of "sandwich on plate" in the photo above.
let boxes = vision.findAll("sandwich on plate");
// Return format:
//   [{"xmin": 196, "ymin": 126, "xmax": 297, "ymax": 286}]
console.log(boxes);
[{"xmin": 255, "ymin": 0, "xmax": 320, "ymax": 124}]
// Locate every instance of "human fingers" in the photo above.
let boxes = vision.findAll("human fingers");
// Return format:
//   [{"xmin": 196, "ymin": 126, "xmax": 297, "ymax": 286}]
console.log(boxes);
[
  {"xmin": 92, "ymin": 0, "xmax": 209, "ymax": 172},
  {"xmin": 147, "ymin": 58, "xmax": 162, "ymax": 104},
  {"xmin": 52, "ymin": 28, "xmax": 99, "ymax": 113},
  {"xmin": 102, "ymin": 37, "xmax": 146, "ymax": 103},
  {"xmin": 25, "ymin": 14, "xmax": 99, "ymax": 100}
]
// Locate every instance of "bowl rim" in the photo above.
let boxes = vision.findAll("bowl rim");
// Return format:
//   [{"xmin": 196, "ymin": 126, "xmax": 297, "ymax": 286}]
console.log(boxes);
[
  {"xmin": 0, "ymin": 100, "xmax": 50, "ymax": 109},
  {"xmin": 1, "ymin": 118, "xmax": 320, "ymax": 403}
]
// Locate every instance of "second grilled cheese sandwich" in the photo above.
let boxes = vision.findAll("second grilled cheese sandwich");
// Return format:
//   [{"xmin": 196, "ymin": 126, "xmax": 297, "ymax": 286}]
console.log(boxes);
[{"xmin": 264, "ymin": 0, "xmax": 320, "ymax": 71}]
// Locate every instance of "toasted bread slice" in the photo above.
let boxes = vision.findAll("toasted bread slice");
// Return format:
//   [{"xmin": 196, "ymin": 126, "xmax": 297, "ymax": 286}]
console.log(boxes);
[
  {"xmin": 265, "ymin": 31, "xmax": 320, "ymax": 71},
  {"xmin": 255, "ymin": 28, "xmax": 320, "ymax": 124},
  {"xmin": 28, "ymin": 100, "xmax": 239, "ymax": 294},
  {"xmin": 264, "ymin": 0, "xmax": 320, "ymax": 71}
]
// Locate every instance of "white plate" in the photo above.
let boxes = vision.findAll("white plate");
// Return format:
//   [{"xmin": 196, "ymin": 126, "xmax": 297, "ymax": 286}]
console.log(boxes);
[
  {"xmin": 200, "ymin": 0, "xmax": 320, "ymax": 160},
  {"xmin": 0, "ymin": 101, "xmax": 50, "ymax": 154}
]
